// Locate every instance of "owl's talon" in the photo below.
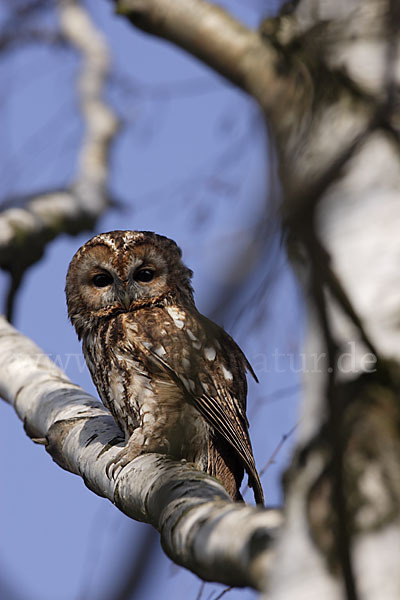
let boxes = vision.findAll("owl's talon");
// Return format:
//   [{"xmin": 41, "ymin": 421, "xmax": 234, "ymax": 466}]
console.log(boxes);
[
  {"xmin": 106, "ymin": 445, "xmax": 141, "ymax": 480},
  {"xmin": 105, "ymin": 458, "xmax": 123, "ymax": 480},
  {"xmin": 106, "ymin": 456, "xmax": 127, "ymax": 480}
]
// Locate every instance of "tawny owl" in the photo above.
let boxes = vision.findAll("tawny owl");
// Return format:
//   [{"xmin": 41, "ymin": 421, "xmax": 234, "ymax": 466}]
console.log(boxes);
[{"xmin": 65, "ymin": 230, "xmax": 264, "ymax": 505}]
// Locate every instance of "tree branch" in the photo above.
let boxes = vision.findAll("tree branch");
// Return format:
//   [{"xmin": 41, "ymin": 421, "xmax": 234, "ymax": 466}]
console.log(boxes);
[
  {"xmin": 113, "ymin": 0, "xmax": 297, "ymax": 119},
  {"xmin": 0, "ymin": 0, "xmax": 119, "ymax": 313},
  {"xmin": 0, "ymin": 316, "xmax": 282, "ymax": 591}
]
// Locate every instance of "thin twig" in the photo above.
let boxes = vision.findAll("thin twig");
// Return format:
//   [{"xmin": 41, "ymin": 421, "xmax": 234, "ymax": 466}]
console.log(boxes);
[
  {"xmin": 114, "ymin": 0, "xmax": 296, "ymax": 117},
  {"xmin": 242, "ymin": 424, "xmax": 297, "ymax": 499},
  {"xmin": 249, "ymin": 384, "xmax": 301, "ymax": 420},
  {"xmin": 259, "ymin": 425, "xmax": 298, "ymax": 480},
  {"xmin": 196, "ymin": 581, "xmax": 206, "ymax": 600},
  {"xmin": 0, "ymin": 0, "xmax": 119, "ymax": 317},
  {"xmin": 213, "ymin": 586, "xmax": 233, "ymax": 600}
]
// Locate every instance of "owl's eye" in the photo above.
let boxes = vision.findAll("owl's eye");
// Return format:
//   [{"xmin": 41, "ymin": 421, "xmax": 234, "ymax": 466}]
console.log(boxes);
[
  {"xmin": 134, "ymin": 268, "xmax": 155, "ymax": 283},
  {"xmin": 92, "ymin": 273, "xmax": 113, "ymax": 288}
]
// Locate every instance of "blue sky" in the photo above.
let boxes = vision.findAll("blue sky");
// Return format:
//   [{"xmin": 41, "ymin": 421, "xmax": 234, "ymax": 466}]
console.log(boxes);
[{"xmin": 0, "ymin": 1, "xmax": 302, "ymax": 599}]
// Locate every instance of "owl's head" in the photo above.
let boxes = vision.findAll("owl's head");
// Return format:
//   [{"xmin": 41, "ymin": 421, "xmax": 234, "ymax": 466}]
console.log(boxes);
[{"xmin": 66, "ymin": 230, "xmax": 194, "ymax": 338}]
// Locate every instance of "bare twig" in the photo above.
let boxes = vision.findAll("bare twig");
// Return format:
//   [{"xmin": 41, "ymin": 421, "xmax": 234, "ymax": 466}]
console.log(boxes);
[
  {"xmin": 113, "ymin": 0, "xmax": 299, "ymax": 118},
  {"xmin": 213, "ymin": 586, "xmax": 233, "ymax": 600},
  {"xmin": 196, "ymin": 581, "xmax": 206, "ymax": 600},
  {"xmin": 0, "ymin": 29, "xmax": 65, "ymax": 51},
  {"xmin": 242, "ymin": 425, "xmax": 297, "ymax": 501},
  {"xmin": 259, "ymin": 425, "xmax": 297, "ymax": 480},
  {"xmin": 0, "ymin": 0, "xmax": 119, "ymax": 317},
  {"xmin": 103, "ymin": 528, "xmax": 159, "ymax": 600}
]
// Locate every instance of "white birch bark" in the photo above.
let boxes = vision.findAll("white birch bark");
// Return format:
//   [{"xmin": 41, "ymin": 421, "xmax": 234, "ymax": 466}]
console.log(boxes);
[{"xmin": 0, "ymin": 316, "xmax": 282, "ymax": 591}]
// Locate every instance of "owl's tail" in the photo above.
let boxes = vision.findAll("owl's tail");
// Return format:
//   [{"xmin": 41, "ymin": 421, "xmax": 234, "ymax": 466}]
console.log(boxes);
[
  {"xmin": 207, "ymin": 435, "xmax": 266, "ymax": 504},
  {"xmin": 248, "ymin": 470, "xmax": 264, "ymax": 506}
]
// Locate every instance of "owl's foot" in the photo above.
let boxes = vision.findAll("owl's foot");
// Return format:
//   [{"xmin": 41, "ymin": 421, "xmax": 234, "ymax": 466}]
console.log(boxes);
[
  {"xmin": 106, "ymin": 443, "xmax": 142, "ymax": 480},
  {"xmin": 105, "ymin": 429, "xmax": 169, "ymax": 480}
]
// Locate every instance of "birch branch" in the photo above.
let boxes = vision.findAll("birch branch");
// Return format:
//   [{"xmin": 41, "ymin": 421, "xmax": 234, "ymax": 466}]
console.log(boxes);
[
  {"xmin": 113, "ymin": 0, "xmax": 302, "ymax": 121},
  {"xmin": 0, "ymin": 0, "xmax": 119, "ymax": 309},
  {"xmin": 0, "ymin": 316, "xmax": 283, "ymax": 591}
]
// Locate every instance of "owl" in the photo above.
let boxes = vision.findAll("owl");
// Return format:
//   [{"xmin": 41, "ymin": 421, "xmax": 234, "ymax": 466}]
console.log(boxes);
[{"xmin": 65, "ymin": 230, "xmax": 264, "ymax": 505}]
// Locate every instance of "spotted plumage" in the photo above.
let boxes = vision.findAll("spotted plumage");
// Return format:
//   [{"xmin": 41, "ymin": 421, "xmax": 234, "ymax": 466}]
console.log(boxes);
[{"xmin": 65, "ymin": 230, "xmax": 264, "ymax": 504}]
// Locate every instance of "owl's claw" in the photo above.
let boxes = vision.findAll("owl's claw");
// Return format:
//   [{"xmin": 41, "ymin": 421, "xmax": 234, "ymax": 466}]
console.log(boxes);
[
  {"xmin": 105, "ymin": 445, "xmax": 142, "ymax": 480},
  {"xmin": 106, "ymin": 457, "xmax": 124, "ymax": 480}
]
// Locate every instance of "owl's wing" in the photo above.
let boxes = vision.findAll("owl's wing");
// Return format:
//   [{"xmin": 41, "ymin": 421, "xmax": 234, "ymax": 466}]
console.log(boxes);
[{"xmin": 128, "ymin": 306, "xmax": 264, "ymax": 505}]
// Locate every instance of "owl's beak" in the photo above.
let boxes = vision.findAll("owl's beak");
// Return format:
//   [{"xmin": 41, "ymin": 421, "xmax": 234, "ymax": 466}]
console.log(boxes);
[{"xmin": 120, "ymin": 291, "xmax": 132, "ymax": 310}]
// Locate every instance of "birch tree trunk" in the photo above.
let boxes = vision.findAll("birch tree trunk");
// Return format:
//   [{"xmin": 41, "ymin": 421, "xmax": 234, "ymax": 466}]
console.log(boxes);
[{"xmin": 1, "ymin": 0, "xmax": 400, "ymax": 597}]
